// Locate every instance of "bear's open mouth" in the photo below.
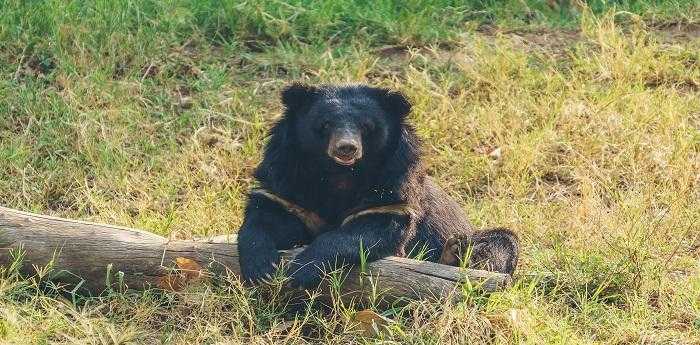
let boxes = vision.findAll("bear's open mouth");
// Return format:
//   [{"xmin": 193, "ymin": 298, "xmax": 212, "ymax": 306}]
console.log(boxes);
[{"xmin": 332, "ymin": 156, "xmax": 358, "ymax": 166}]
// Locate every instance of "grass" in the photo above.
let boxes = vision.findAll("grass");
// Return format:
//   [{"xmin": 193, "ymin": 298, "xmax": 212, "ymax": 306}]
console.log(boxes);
[{"xmin": 1, "ymin": 0, "xmax": 700, "ymax": 343}]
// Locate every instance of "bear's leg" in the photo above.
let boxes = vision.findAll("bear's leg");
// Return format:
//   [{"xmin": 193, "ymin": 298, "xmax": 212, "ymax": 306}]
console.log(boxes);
[
  {"xmin": 287, "ymin": 213, "xmax": 410, "ymax": 289},
  {"xmin": 238, "ymin": 195, "xmax": 314, "ymax": 284},
  {"xmin": 439, "ymin": 228, "xmax": 519, "ymax": 275}
]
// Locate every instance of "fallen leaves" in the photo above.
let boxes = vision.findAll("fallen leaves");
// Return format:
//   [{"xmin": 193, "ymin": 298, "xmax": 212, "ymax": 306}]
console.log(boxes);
[
  {"xmin": 193, "ymin": 126, "xmax": 241, "ymax": 151},
  {"xmin": 352, "ymin": 309, "xmax": 395, "ymax": 338},
  {"xmin": 473, "ymin": 143, "xmax": 503, "ymax": 162},
  {"xmin": 487, "ymin": 308, "xmax": 537, "ymax": 339},
  {"xmin": 157, "ymin": 257, "xmax": 207, "ymax": 291}
]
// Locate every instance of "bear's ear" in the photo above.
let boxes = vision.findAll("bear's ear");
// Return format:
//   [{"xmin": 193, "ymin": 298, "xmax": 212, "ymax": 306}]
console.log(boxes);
[
  {"xmin": 375, "ymin": 88, "xmax": 411, "ymax": 120},
  {"xmin": 281, "ymin": 83, "xmax": 318, "ymax": 114}
]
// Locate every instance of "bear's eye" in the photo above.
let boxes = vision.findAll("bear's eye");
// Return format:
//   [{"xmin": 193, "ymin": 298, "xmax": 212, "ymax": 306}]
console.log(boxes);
[
  {"xmin": 318, "ymin": 121, "xmax": 331, "ymax": 134},
  {"xmin": 361, "ymin": 121, "xmax": 375, "ymax": 132}
]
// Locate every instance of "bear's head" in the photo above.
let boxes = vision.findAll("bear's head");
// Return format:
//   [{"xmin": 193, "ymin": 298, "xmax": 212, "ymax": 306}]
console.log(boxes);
[{"xmin": 279, "ymin": 83, "xmax": 412, "ymax": 170}]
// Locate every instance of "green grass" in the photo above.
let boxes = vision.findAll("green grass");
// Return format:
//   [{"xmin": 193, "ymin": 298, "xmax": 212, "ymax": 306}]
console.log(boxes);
[{"xmin": 1, "ymin": 0, "xmax": 700, "ymax": 343}]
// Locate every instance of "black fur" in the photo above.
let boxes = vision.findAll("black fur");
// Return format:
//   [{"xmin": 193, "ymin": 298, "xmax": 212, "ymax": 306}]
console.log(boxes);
[
  {"xmin": 237, "ymin": 84, "xmax": 519, "ymax": 288},
  {"xmin": 442, "ymin": 228, "xmax": 520, "ymax": 275}
]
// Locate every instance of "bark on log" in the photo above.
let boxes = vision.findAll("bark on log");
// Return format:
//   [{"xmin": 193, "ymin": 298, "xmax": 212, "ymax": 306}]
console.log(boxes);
[{"xmin": 0, "ymin": 206, "xmax": 511, "ymax": 304}]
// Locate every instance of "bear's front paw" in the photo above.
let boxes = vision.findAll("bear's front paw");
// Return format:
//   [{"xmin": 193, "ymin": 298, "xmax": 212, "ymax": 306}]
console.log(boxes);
[
  {"xmin": 240, "ymin": 250, "xmax": 281, "ymax": 284},
  {"xmin": 286, "ymin": 260, "xmax": 323, "ymax": 290}
]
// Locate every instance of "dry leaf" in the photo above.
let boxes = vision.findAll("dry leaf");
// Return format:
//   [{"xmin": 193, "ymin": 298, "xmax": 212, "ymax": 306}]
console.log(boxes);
[
  {"xmin": 193, "ymin": 126, "xmax": 240, "ymax": 151},
  {"xmin": 488, "ymin": 147, "xmax": 502, "ymax": 160},
  {"xmin": 270, "ymin": 319, "xmax": 297, "ymax": 334},
  {"xmin": 157, "ymin": 257, "xmax": 206, "ymax": 291},
  {"xmin": 157, "ymin": 275, "xmax": 182, "ymax": 291},
  {"xmin": 486, "ymin": 308, "xmax": 534, "ymax": 337},
  {"xmin": 353, "ymin": 309, "xmax": 394, "ymax": 338},
  {"xmin": 175, "ymin": 257, "xmax": 203, "ymax": 279},
  {"xmin": 473, "ymin": 143, "xmax": 494, "ymax": 155}
]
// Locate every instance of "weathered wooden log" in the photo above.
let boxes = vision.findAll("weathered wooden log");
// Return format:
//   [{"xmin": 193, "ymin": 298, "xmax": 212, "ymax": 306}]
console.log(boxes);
[{"xmin": 0, "ymin": 206, "xmax": 510, "ymax": 303}]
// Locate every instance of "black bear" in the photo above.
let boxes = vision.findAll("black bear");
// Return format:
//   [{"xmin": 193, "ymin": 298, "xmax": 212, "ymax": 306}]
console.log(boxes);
[{"xmin": 237, "ymin": 83, "xmax": 519, "ymax": 289}]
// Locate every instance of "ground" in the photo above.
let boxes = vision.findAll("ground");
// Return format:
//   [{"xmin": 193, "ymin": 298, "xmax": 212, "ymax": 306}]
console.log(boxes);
[{"xmin": 0, "ymin": 1, "xmax": 699, "ymax": 344}]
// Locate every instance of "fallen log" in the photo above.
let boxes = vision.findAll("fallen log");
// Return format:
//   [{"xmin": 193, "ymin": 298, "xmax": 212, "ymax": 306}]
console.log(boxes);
[{"xmin": 0, "ymin": 206, "xmax": 511, "ymax": 304}]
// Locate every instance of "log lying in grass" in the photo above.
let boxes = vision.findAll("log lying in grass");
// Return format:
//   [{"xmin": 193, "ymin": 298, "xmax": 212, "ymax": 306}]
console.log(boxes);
[{"xmin": 0, "ymin": 206, "xmax": 511, "ymax": 303}]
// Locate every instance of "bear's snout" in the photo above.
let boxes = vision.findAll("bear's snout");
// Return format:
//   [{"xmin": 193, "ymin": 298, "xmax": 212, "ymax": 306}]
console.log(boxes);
[{"xmin": 328, "ymin": 128, "xmax": 363, "ymax": 166}]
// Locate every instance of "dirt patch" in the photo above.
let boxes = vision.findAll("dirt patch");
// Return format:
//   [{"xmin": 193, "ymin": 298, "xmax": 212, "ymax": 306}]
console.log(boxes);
[
  {"xmin": 374, "ymin": 45, "xmax": 412, "ymax": 59},
  {"xmin": 649, "ymin": 21, "xmax": 700, "ymax": 44},
  {"xmin": 373, "ymin": 27, "xmax": 582, "ymax": 61},
  {"xmin": 480, "ymin": 25, "xmax": 581, "ymax": 57},
  {"xmin": 508, "ymin": 29, "xmax": 580, "ymax": 55},
  {"xmin": 374, "ymin": 20, "xmax": 699, "ymax": 65}
]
